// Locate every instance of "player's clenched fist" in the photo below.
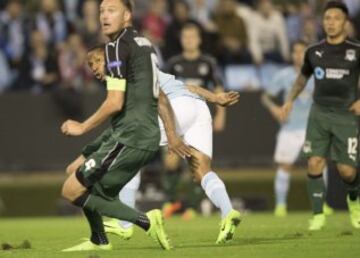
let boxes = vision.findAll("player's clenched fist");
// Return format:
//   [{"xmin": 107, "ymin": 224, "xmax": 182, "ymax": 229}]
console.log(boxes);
[
  {"xmin": 61, "ymin": 120, "xmax": 85, "ymax": 136},
  {"xmin": 280, "ymin": 101, "xmax": 293, "ymax": 122}
]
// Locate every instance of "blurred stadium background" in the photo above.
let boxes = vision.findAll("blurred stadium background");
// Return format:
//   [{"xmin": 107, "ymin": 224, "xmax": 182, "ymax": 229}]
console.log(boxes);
[{"xmin": 0, "ymin": 0, "xmax": 359, "ymax": 217}]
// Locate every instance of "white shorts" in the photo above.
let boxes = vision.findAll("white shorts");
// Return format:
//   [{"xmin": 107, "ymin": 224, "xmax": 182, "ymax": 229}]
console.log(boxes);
[
  {"xmin": 274, "ymin": 129, "xmax": 306, "ymax": 164},
  {"xmin": 159, "ymin": 97, "xmax": 213, "ymax": 158}
]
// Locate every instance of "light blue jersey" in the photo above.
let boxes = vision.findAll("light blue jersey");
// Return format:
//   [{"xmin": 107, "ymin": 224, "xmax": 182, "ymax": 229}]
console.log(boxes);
[
  {"xmin": 267, "ymin": 66, "xmax": 314, "ymax": 131},
  {"xmin": 158, "ymin": 70, "xmax": 200, "ymax": 100}
]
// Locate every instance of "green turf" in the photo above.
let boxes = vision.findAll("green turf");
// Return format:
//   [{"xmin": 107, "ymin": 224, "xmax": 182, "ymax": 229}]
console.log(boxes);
[{"xmin": 0, "ymin": 212, "xmax": 359, "ymax": 258}]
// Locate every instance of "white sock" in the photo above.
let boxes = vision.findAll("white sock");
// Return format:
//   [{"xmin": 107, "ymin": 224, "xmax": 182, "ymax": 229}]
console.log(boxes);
[
  {"xmin": 201, "ymin": 171, "xmax": 233, "ymax": 218},
  {"xmin": 274, "ymin": 168, "xmax": 291, "ymax": 206},
  {"xmin": 118, "ymin": 171, "xmax": 141, "ymax": 229}
]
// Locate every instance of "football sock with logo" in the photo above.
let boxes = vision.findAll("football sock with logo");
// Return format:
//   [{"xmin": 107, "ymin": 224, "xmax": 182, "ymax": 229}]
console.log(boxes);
[{"xmin": 307, "ymin": 174, "xmax": 325, "ymax": 214}]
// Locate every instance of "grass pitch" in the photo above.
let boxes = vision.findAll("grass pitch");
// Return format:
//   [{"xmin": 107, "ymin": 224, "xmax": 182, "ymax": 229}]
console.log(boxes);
[{"xmin": 0, "ymin": 212, "xmax": 359, "ymax": 258}]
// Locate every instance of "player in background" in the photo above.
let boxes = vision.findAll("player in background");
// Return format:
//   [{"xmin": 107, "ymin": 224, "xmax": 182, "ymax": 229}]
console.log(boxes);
[
  {"xmin": 163, "ymin": 23, "xmax": 227, "ymax": 218},
  {"xmin": 281, "ymin": 1, "xmax": 360, "ymax": 230},
  {"xmin": 78, "ymin": 45, "xmax": 241, "ymax": 244},
  {"xmin": 60, "ymin": 0, "xmax": 189, "ymax": 251},
  {"xmin": 261, "ymin": 40, "xmax": 333, "ymax": 217}
]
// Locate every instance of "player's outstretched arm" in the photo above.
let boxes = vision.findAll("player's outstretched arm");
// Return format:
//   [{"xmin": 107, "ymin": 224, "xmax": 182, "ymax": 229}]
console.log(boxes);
[
  {"xmin": 158, "ymin": 90, "xmax": 192, "ymax": 158},
  {"xmin": 281, "ymin": 74, "xmax": 309, "ymax": 121},
  {"xmin": 186, "ymin": 85, "xmax": 239, "ymax": 107},
  {"xmin": 61, "ymin": 90, "xmax": 124, "ymax": 136},
  {"xmin": 261, "ymin": 92, "xmax": 284, "ymax": 123}
]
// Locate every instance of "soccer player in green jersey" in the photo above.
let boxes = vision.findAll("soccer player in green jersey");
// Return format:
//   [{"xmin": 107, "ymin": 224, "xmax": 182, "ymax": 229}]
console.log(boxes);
[
  {"xmin": 282, "ymin": 1, "xmax": 360, "ymax": 231},
  {"xmin": 60, "ymin": 0, "xmax": 186, "ymax": 251}
]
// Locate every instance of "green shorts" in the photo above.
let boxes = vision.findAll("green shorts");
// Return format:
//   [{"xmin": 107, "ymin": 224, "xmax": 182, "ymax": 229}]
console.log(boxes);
[
  {"xmin": 76, "ymin": 134, "xmax": 157, "ymax": 200},
  {"xmin": 304, "ymin": 104, "xmax": 359, "ymax": 167}
]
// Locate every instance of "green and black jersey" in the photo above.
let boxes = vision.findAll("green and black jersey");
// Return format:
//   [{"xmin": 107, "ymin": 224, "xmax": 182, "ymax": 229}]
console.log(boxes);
[
  {"xmin": 105, "ymin": 26, "xmax": 160, "ymax": 151},
  {"xmin": 301, "ymin": 39, "xmax": 360, "ymax": 109}
]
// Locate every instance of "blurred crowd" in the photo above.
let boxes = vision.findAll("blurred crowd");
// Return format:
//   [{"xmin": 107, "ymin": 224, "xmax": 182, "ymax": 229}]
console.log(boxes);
[{"xmin": 0, "ymin": 0, "xmax": 360, "ymax": 93}]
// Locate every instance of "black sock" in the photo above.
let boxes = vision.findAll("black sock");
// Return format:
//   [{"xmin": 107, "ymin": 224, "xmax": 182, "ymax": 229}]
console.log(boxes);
[
  {"xmin": 307, "ymin": 174, "xmax": 325, "ymax": 215},
  {"xmin": 135, "ymin": 214, "xmax": 150, "ymax": 231},
  {"xmin": 83, "ymin": 208, "xmax": 109, "ymax": 245},
  {"xmin": 345, "ymin": 173, "xmax": 360, "ymax": 201}
]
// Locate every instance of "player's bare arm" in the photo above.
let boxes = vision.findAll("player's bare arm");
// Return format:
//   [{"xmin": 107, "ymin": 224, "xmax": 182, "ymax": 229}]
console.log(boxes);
[
  {"xmin": 213, "ymin": 86, "xmax": 226, "ymax": 132},
  {"xmin": 61, "ymin": 90, "xmax": 124, "ymax": 136},
  {"xmin": 261, "ymin": 93, "xmax": 284, "ymax": 123},
  {"xmin": 281, "ymin": 74, "xmax": 309, "ymax": 120},
  {"xmin": 158, "ymin": 90, "xmax": 192, "ymax": 157},
  {"xmin": 187, "ymin": 85, "xmax": 239, "ymax": 107}
]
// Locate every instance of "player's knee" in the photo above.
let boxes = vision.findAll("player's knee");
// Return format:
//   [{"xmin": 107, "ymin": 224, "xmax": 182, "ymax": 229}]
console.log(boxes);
[
  {"xmin": 308, "ymin": 157, "xmax": 326, "ymax": 174},
  {"xmin": 337, "ymin": 164, "xmax": 356, "ymax": 183}
]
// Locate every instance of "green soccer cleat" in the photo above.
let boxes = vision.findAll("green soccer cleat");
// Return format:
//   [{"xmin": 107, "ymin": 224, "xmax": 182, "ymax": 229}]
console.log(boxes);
[
  {"xmin": 146, "ymin": 209, "xmax": 172, "ymax": 250},
  {"xmin": 323, "ymin": 202, "xmax": 335, "ymax": 216},
  {"xmin": 62, "ymin": 239, "xmax": 112, "ymax": 252},
  {"xmin": 308, "ymin": 214, "xmax": 326, "ymax": 231},
  {"xmin": 274, "ymin": 204, "xmax": 287, "ymax": 217},
  {"xmin": 104, "ymin": 219, "xmax": 134, "ymax": 240},
  {"xmin": 216, "ymin": 209, "xmax": 241, "ymax": 244},
  {"xmin": 347, "ymin": 196, "xmax": 360, "ymax": 229}
]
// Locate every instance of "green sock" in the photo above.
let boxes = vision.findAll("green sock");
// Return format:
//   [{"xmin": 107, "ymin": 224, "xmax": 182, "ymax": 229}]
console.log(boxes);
[
  {"xmin": 163, "ymin": 168, "xmax": 182, "ymax": 202},
  {"xmin": 83, "ymin": 208, "xmax": 108, "ymax": 245},
  {"xmin": 307, "ymin": 175, "xmax": 325, "ymax": 214},
  {"xmin": 84, "ymin": 194, "xmax": 141, "ymax": 224},
  {"xmin": 345, "ymin": 172, "xmax": 360, "ymax": 201}
]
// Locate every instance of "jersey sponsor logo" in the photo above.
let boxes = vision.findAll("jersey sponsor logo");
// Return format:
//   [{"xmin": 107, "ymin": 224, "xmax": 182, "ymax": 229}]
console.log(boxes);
[
  {"xmin": 345, "ymin": 49, "xmax": 356, "ymax": 62},
  {"xmin": 325, "ymin": 68, "xmax": 350, "ymax": 79},
  {"xmin": 314, "ymin": 67, "xmax": 325, "ymax": 80},
  {"xmin": 198, "ymin": 63, "xmax": 209, "ymax": 76},
  {"xmin": 134, "ymin": 37, "xmax": 152, "ymax": 47},
  {"xmin": 315, "ymin": 51, "xmax": 324, "ymax": 58},
  {"xmin": 107, "ymin": 60, "xmax": 123, "ymax": 70}
]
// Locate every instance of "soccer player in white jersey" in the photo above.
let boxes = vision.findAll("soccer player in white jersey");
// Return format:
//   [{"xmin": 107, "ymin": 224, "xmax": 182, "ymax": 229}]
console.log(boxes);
[
  {"xmin": 67, "ymin": 46, "xmax": 241, "ymax": 244},
  {"xmin": 261, "ymin": 40, "xmax": 333, "ymax": 217}
]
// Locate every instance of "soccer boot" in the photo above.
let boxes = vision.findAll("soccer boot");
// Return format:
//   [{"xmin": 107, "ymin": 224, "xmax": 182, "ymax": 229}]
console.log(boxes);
[
  {"xmin": 308, "ymin": 214, "xmax": 326, "ymax": 231},
  {"xmin": 347, "ymin": 196, "xmax": 360, "ymax": 229},
  {"xmin": 146, "ymin": 209, "xmax": 172, "ymax": 250},
  {"xmin": 104, "ymin": 219, "xmax": 134, "ymax": 240},
  {"xmin": 323, "ymin": 202, "xmax": 335, "ymax": 216},
  {"xmin": 274, "ymin": 204, "xmax": 287, "ymax": 217},
  {"xmin": 216, "ymin": 209, "xmax": 241, "ymax": 244},
  {"xmin": 162, "ymin": 201, "xmax": 182, "ymax": 219},
  {"xmin": 182, "ymin": 208, "xmax": 197, "ymax": 221},
  {"xmin": 62, "ymin": 239, "xmax": 112, "ymax": 252}
]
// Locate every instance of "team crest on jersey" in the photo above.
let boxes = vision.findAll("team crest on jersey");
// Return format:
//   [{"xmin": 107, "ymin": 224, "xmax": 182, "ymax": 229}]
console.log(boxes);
[
  {"xmin": 345, "ymin": 49, "xmax": 356, "ymax": 62},
  {"xmin": 314, "ymin": 67, "xmax": 325, "ymax": 80},
  {"xmin": 198, "ymin": 63, "xmax": 209, "ymax": 76}
]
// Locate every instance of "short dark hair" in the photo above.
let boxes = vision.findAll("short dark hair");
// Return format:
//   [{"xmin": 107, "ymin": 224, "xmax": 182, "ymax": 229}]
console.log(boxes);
[
  {"xmin": 120, "ymin": 0, "xmax": 134, "ymax": 13},
  {"xmin": 324, "ymin": 1, "xmax": 349, "ymax": 16},
  {"xmin": 291, "ymin": 40, "xmax": 308, "ymax": 52},
  {"xmin": 88, "ymin": 44, "xmax": 105, "ymax": 54},
  {"xmin": 182, "ymin": 23, "xmax": 201, "ymax": 34}
]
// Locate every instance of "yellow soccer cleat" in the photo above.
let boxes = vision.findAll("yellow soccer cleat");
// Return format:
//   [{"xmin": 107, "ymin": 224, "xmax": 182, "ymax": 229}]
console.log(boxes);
[
  {"xmin": 347, "ymin": 196, "xmax": 360, "ymax": 229},
  {"xmin": 104, "ymin": 219, "xmax": 134, "ymax": 240},
  {"xmin": 62, "ymin": 239, "xmax": 112, "ymax": 252},
  {"xmin": 308, "ymin": 214, "xmax": 326, "ymax": 231},
  {"xmin": 216, "ymin": 209, "xmax": 241, "ymax": 244},
  {"xmin": 274, "ymin": 204, "xmax": 287, "ymax": 217},
  {"xmin": 323, "ymin": 202, "xmax": 335, "ymax": 216},
  {"xmin": 146, "ymin": 209, "xmax": 173, "ymax": 250}
]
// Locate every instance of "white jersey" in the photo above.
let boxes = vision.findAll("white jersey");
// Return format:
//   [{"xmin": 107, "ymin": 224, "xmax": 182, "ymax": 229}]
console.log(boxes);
[{"xmin": 158, "ymin": 70, "xmax": 201, "ymax": 100}]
